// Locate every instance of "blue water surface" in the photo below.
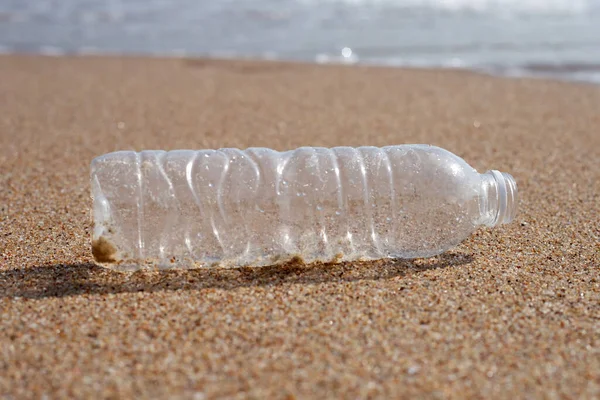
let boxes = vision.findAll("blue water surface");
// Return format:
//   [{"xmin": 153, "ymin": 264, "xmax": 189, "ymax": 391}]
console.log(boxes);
[{"xmin": 1, "ymin": 0, "xmax": 600, "ymax": 82}]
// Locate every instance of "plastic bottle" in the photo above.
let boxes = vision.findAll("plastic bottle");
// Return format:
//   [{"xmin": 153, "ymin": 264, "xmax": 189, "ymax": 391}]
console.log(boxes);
[{"xmin": 91, "ymin": 145, "xmax": 517, "ymax": 271}]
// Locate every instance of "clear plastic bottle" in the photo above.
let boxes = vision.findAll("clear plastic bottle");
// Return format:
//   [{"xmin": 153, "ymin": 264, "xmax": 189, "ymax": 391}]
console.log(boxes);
[{"xmin": 91, "ymin": 145, "xmax": 517, "ymax": 271}]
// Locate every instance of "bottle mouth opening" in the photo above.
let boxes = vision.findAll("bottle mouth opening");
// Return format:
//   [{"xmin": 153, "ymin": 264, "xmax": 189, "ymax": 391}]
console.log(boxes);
[{"xmin": 487, "ymin": 170, "xmax": 518, "ymax": 226}]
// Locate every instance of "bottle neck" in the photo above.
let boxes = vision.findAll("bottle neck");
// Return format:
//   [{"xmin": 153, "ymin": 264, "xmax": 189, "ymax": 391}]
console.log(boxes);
[{"xmin": 479, "ymin": 170, "xmax": 518, "ymax": 227}]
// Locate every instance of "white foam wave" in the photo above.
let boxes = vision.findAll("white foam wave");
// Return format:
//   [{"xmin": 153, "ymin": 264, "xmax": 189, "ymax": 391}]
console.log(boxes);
[
  {"xmin": 39, "ymin": 46, "xmax": 65, "ymax": 56},
  {"xmin": 298, "ymin": 0, "xmax": 593, "ymax": 15}
]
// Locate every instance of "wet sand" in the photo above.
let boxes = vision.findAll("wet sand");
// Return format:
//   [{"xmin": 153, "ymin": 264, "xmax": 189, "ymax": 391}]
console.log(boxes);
[{"xmin": 0, "ymin": 55, "xmax": 599, "ymax": 398}]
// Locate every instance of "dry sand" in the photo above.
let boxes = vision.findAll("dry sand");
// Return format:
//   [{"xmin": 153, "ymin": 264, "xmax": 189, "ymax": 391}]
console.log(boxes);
[{"xmin": 0, "ymin": 55, "xmax": 599, "ymax": 399}]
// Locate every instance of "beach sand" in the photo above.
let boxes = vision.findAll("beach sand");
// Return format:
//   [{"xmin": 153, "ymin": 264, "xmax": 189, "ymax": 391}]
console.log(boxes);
[{"xmin": 0, "ymin": 55, "xmax": 598, "ymax": 398}]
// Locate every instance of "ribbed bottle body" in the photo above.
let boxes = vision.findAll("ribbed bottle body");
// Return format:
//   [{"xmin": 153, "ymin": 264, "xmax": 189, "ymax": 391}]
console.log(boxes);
[{"xmin": 91, "ymin": 145, "xmax": 488, "ymax": 270}]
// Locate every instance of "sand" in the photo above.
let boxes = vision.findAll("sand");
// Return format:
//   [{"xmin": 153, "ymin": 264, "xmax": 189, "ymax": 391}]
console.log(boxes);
[{"xmin": 0, "ymin": 54, "xmax": 599, "ymax": 399}]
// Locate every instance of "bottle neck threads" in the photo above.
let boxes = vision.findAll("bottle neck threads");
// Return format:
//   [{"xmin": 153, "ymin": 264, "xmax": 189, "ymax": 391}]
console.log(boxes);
[{"xmin": 480, "ymin": 170, "xmax": 518, "ymax": 227}]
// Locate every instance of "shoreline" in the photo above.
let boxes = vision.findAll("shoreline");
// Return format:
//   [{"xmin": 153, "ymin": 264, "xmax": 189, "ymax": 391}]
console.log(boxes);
[{"xmin": 1, "ymin": 49, "xmax": 600, "ymax": 85}]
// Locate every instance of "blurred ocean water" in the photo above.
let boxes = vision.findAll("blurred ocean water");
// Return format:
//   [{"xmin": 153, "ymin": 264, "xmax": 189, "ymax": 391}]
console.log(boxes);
[{"xmin": 1, "ymin": 0, "xmax": 600, "ymax": 82}]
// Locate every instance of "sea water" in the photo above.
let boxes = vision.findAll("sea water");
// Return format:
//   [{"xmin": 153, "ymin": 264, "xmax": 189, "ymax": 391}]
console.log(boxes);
[{"xmin": 1, "ymin": 0, "xmax": 599, "ymax": 83}]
